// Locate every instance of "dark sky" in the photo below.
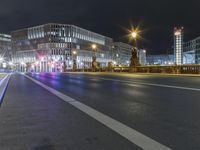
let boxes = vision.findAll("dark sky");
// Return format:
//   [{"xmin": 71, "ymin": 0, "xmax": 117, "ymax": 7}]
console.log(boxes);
[{"xmin": 0, "ymin": 0, "xmax": 200, "ymax": 54}]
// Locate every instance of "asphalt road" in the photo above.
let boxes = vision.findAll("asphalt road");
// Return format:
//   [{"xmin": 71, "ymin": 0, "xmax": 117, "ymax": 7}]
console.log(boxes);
[{"xmin": 1, "ymin": 73, "xmax": 200, "ymax": 150}]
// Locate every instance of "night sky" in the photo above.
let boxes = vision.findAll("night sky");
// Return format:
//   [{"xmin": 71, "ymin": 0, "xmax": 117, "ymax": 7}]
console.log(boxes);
[{"xmin": 0, "ymin": 0, "xmax": 200, "ymax": 54}]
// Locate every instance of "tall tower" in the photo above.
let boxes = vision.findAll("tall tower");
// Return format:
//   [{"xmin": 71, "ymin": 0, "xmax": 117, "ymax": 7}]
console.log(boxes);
[{"xmin": 174, "ymin": 27, "xmax": 184, "ymax": 65}]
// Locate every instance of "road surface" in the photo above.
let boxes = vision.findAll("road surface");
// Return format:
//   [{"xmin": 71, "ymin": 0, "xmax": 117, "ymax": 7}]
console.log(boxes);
[{"xmin": 1, "ymin": 72, "xmax": 200, "ymax": 150}]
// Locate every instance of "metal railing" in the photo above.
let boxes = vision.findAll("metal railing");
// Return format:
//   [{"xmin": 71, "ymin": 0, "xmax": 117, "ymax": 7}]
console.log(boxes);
[{"xmin": 112, "ymin": 65, "xmax": 200, "ymax": 74}]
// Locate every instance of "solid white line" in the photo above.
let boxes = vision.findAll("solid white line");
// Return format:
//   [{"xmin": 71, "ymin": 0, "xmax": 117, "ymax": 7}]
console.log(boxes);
[
  {"xmin": 0, "ymin": 74, "xmax": 11, "ymax": 103},
  {"xmin": 24, "ymin": 74, "xmax": 171, "ymax": 150},
  {"xmin": 88, "ymin": 77, "xmax": 200, "ymax": 92}
]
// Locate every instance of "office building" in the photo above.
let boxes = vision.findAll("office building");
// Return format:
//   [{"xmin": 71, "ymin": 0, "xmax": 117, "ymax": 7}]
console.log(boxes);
[
  {"xmin": 0, "ymin": 33, "xmax": 12, "ymax": 60},
  {"xmin": 184, "ymin": 36, "xmax": 200, "ymax": 64},
  {"xmin": 138, "ymin": 49, "xmax": 147, "ymax": 65},
  {"xmin": 12, "ymin": 23, "xmax": 114, "ymax": 72},
  {"xmin": 0, "ymin": 34, "xmax": 12, "ymax": 69},
  {"xmin": 113, "ymin": 42, "xmax": 132, "ymax": 66},
  {"xmin": 146, "ymin": 54, "xmax": 174, "ymax": 65}
]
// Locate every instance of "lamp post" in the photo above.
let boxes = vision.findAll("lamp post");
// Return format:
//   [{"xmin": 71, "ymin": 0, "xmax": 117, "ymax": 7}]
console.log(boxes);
[
  {"xmin": 63, "ymin": 56, "xmax": 67, "ymax": 73},
  {"xmin": 91, "ymin": 44, "xmax": 97, "ymax": 71},
  {"xmin": 130, "ymin": 29, "xmax": 140, "ymax": 70},
  {"xmin": 72, "ymin": 50, "xmax": 77, "ymax": 71}
]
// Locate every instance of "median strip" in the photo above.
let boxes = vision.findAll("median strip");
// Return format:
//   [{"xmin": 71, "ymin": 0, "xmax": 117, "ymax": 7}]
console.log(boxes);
[{"xmin": 24, "ymin": 74, "xmax": 171, "ymax": 150}]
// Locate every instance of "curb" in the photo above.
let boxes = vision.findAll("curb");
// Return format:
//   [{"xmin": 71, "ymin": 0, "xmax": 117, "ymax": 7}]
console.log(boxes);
[{"xmin": 0, "ymin": 74, "xmax": 11, "ymax": 106}]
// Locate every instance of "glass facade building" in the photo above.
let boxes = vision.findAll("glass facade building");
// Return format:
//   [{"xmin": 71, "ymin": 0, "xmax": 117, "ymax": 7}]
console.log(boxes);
[
  {"xmin": 146, "ymin": 54, "xmax": 174, "ymax": 65},
  {"xmin": 12, "ymin": 23, "xmax": 114, "ymax": 72},
  {"xmin": 0, "ymin": 33, "xmax": 12, "ymax": 61},
  {"xmin": 184, "ymin": 36, "xmax": 200, "ymax": 64},
  {"xmin": 113, "ymin": 42, "xmax": 133, "ymax": 66},
  {"xmin": 138, "ymin": 49, "xmax": 147, "ymax": 65}
]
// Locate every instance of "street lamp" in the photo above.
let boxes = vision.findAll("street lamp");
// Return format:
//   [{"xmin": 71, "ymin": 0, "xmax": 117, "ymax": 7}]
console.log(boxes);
[
  {"xmin": 131, "ymin": 31, "xmax": 138, "ymax": 39},
  {"xmin": 72, "ymin": 50, "xmax": 77, "ymax": 55},
  {"xmin": 92, "ymin": 44, "xmax": 97, "ymax": 50},
  {"xmin": 130, "ymin": 29, "xmax": 139, "ymax": 47},
  {"xmin": 72, "ymin": 50, "xmax": 77, "ymax": 71},
  {"xmin": 91, "ymin": 44, "xmax": 97, "ymax": 71},
  {"xmin": 129, "ymin": 28, "xmax": 140, "ymax": 69}
]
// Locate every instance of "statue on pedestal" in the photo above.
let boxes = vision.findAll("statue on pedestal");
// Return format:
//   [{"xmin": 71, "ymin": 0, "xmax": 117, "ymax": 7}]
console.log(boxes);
[{"xmin": 130, "ymin": 47, "xmax": 139, "ymax": 68}]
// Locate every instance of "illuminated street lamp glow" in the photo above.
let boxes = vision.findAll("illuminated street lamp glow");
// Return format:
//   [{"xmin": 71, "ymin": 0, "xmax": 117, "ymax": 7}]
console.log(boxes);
[
  {"xmin": 131, "ymin": 31, "xmax": 137, "ymax": 39},
  {"xmin": 92, "ymin": 44, "xmax": 97, "ymax": 50},
  {"xmin": 72, "ymin": 50, "xmax": 77, "ymax": 55},
  {"xmin": 128, "ymin": 27, "xmax": 141, "ymax": 41}
]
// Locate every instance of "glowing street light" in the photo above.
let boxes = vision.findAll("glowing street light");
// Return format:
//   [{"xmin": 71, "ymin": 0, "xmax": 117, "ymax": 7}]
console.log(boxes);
[
  {"xmin": 129, "ymin": 27, "xmax": 141, "ymax": 69},
  {"xmin": 72, "ymin": 50, "xmax": 77, "ymax": 55},
  {"xmin": 72, "ymin": 50, "xmax": 77, "ymax": 71},
  {"xmin": 131, "ymin": 31, "xmax": 138, "ymax": 39},
  {"xmin": 129, "ymin": 26, "xmax": 141, "ymax": 43},
  {"xmin": 92, "ymin": 44, "xmax": 97, "ymax": 50},
  {"xmin": 91, "ymin": 44, "xmax": 97, "ymax": 71}
]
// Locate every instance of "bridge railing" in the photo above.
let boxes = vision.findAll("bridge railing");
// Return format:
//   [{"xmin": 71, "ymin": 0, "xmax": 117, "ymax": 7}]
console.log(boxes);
[{"xmin": 112, "ymin": 65, "xmax": 200, "ymax": 74}]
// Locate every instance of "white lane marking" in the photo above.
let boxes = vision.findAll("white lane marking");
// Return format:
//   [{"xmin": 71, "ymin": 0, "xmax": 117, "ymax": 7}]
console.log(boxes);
[
  {"xmin": 84, "ymin": 76, "xmax": 200, "ymax": 92},
  {"xmin": 0, "ymin": 74, "xmax": 11, "ymax": 103},
  {"xmin": 24, "ymin": 74, "xmax": 171, "ymax": 150}
]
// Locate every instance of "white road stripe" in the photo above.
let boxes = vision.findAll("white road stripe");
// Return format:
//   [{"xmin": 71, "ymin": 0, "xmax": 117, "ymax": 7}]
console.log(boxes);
[
  {"xmin": 0, "ymin": 74, "xmax": 11, "ymax": 103},
  {"xmin": 24, "ymin": 74, "xmax": 172, "ymax": 150},
  {"xmin": 87, "ymin": 77, "xmax": 200, "ymax": 92}
]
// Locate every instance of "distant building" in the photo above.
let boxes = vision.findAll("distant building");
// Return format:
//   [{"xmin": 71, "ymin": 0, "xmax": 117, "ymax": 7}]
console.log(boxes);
[
  {"xmin": 138, "ymin": 49, "xmax": 147, "ymax": 65},
  {"xmin": 183, "ymin": 53, "xmax": 195, "ymax": 64},
  {"xmin": 174, "ymin": 27, "xmax": 184, "ymax": 65},
  {"xmin": 184, "ymin": 36, "xmax": 200, "ymax": 64},
  {"xmin": 146, "ymin": 54, "xmax": 174, "ymax": 65},
  {"xmin": 113, "ymin": 42, "xmax": 132, "ymax": 66},
  {"xmin": 11, "ymin": 23, "xmax": 114, "ymax": 72},
  {"xmin": 0, "ymin": 34, "xmax": 12, "ymax": 69},
  {"xmin": 0, "ymin": 34, "xmax": 11, "ymax": 57}
]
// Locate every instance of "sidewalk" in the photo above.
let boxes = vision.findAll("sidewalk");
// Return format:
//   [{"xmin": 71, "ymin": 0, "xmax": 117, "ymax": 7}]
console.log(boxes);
[{"xmin": 0, "ymin": 74, "xmax": 138, "ymax": 150}]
